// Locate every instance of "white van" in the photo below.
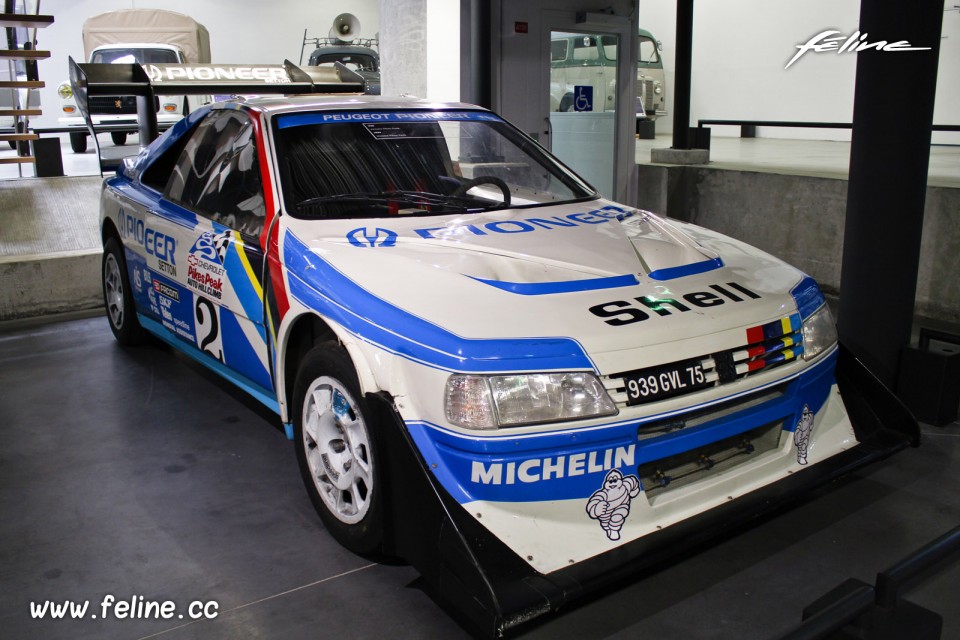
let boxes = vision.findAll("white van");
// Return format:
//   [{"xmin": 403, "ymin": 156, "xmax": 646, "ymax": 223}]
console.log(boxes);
[{"xmin": 56, "ymin": 9, "xmax": 210, "ymax": 153}]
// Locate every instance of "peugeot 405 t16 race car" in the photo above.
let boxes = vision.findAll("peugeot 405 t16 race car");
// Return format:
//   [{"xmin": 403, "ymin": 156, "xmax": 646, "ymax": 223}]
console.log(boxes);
[{"xmin": 73, "ymin": 60, "xmax": 918, "ymax": 637}]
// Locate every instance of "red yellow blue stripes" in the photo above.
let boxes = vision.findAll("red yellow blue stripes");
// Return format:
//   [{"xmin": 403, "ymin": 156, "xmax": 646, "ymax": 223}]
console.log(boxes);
[{"xmin": 745, "ymin": 314, "xmax": 802, "ymax": 345}]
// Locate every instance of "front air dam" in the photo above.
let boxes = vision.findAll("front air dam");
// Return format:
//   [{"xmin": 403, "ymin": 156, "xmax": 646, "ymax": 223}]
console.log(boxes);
[{"xmin": 370, "ymin": 343, "xmax": 919, "ymax": 638}]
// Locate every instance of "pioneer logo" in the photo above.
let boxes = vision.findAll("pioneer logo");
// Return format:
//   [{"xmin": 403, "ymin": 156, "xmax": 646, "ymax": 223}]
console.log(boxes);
[
  {"xmin": 590, "ymin": 281, "xmax": 761, "ymax": 326},
  {"xmin": 144, "ymin": 64, "xmax": 290, "ymax": 84}
]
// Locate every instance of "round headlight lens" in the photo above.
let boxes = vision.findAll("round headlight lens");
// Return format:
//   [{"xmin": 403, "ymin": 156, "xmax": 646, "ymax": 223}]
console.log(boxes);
[{"xmin": 57, "ymin": 82, "xmax": 73, "ymax": 100}]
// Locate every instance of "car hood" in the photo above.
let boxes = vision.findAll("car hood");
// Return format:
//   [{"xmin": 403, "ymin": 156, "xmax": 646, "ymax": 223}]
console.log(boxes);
[{"xmin": 281, "ymin": 201, "xmax": 806, "ymax": 371}]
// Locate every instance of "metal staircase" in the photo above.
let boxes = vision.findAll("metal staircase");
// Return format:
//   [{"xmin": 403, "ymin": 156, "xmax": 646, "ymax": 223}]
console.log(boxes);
[{"xmin": 1, "ymin": 2, "xmax": 53, "ymax": 175}]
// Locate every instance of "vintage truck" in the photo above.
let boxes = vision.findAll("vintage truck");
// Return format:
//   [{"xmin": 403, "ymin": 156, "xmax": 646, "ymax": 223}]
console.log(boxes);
[
  {"xmin": 56, "ymin": 8, "xmax": 210, "ymax": 153},
  {"xmin": 551, "ymin": 28, "xmax": 667, "ymax": 135}
]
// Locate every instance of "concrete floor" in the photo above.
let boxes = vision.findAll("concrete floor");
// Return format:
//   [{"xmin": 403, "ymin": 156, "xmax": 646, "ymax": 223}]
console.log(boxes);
[{"xmin": 0, "ymin": 314, "xmax": 958, "ymax": 640}]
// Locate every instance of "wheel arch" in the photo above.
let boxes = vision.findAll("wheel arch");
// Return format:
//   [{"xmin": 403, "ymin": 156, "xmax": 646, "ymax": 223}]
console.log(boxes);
[
  {"xmin": 101, "ymin": 216, "xmax": 121, "ymax": 246},
  {"xmin": 277, "ymin": 311, "xmax": 379, "ymax": 422}
]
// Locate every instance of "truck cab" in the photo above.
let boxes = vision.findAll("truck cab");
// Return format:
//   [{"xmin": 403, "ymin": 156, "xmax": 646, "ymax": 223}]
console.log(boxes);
[
  {"xmin": 550, "ymin": 28, "xmax": 667, "ymax": 134},
  {"xmin": 55, "ymin": 8, "xmax": 210, "ymax": 153}
]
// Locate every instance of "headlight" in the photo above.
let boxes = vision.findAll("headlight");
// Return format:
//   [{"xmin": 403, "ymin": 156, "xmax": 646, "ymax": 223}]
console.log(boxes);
[
  {"xmin": 445, "ymin": 372, "xmax": 618, "ymax": 430},
  {"xmin": 802, "ymin": 303, "xmax": 838, "ymax": 361},
  {"xmin": 654, "ymin": 82, "xmax": 662, "ymax": 95},
  {"xmin": 57, "ymin": 82, "xmax": 73, "ymax": 100}
]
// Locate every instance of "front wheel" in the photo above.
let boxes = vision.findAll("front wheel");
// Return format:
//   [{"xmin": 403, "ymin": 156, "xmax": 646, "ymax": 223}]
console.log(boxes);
[
  {"xmin": 110, "ymin": 132, "xmax": 127, "ymax": 146},
  {"xmin": 293, "ymin": 344, "xmax": 384, "ymax": 555},
  {"xmin": 102, "ymin": 236, "xmax": 145, "ymax": 345}
]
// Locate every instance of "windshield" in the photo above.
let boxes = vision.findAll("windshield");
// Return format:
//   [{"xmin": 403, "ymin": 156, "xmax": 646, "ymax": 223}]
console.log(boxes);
[
  {"xmin": 311, "ymin": 53, "xmax": 379, "ymax": 72},
  {"xmin": 275, "ymin": 111, "xmax": 596, "ymax": 220},
  {"xmin": 92, "ymin": 48, "xmax": 181, "ymax": 64}
]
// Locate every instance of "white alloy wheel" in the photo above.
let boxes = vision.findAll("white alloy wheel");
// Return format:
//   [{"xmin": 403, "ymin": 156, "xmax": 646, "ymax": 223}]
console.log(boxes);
[
  {"xmin": 104, "ymin": 251, "xmax": 125, "ymax": 330},
  {"xmin": 301, "ymin": 376, "xmax": 374, "ymax": 525}
]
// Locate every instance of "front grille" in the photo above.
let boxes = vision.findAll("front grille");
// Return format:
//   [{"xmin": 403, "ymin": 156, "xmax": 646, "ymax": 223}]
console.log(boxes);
[
  {"xmin": 603, "ymin": 313, "xmax": 804, "ymax": 409},
  {"xmin": 636, "ymin": 381, "xmax": 790, "ymax": 441},
  {"xmin": 89, "ymin": 95, "xmax": 161, "ymax": 115},
  {"xmin": 641, "ymin": 78, "xmax": 655, "ymax": 112}
]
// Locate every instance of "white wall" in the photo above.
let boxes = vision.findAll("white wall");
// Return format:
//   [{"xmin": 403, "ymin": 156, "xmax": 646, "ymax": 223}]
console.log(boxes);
[
  {"xmin": 33, "ymin": 0, "xmax": 380, "ymax": 126},
  {"xmin": 639, "ymin": 0, "xmax": 958, "ymax": 143}
]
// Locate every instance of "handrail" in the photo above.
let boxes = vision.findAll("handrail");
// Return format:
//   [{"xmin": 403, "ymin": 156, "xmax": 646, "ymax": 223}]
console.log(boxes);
[
  {"xmin": 697, "ymin": 119, "xmax": 960, "ymax": 133},
  {"xmin": 875, "ymin": 524, "xmax": 960, "ymax": 609},
  {"xmin": 770, "ymin": 524, "xmax": 960, "ymax": 640}
]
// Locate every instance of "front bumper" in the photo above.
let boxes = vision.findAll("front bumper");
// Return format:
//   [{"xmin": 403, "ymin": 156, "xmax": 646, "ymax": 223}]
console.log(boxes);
[{"xmin": 371, "ymin": 343, "xmax": 918, "ymax": 637}]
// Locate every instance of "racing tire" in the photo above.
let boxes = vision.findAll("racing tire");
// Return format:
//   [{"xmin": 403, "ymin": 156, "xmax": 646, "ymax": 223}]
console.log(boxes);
[
  {"xmin": 102, "ymin": 236, "xmax": 146, "ymax": 346},
  {"xmin": 69, "ymin": 132, "xmax": 87, "ymax": 153},
  {"xmin": 110, "ymin": 132, "xmax": 127, "ymax": 146},
  {"xmin": 293, "ymin": 343, "xmax": 384, "ymax": 556}
]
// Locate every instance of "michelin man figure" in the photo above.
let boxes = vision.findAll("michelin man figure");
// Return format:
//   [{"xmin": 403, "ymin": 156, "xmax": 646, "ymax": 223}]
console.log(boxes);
[
  {"xmin": 586, "ymin": 468, "xmax": 642, "ymax": 541},
  {"xmin": 794, "ymin": 404, "xmax": 815, "ymax": 465}
]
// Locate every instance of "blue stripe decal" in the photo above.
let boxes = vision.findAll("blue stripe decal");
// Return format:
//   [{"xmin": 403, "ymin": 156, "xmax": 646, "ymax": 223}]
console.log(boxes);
[
  {"xmin": 219, "ymin": 307, "xmax": 272, "ymax": 390},
  {"xmin": 283, "ymin": 232, "xmax": 593, "ymax": 373},
  {"xmin": 791, "ymin": 275, "xmax": 826, "ymax": 320},
  {"xmin": 277, "ymin": 110, "xmax": 505, "ymax": 129},
  {"xmin": 409, "ymin": 350, "xmax": 838, "ymax": 504},
  {"xmin": 138, "ymin": 313, "xmax": 280, "ymax": 414},
  {"xmin": 469, "ymin": 273, "xmax": 639, "ymax": 295},
  {"xmin": 647, "ymin": 257, "xmax": 725, "ymax": 281}
]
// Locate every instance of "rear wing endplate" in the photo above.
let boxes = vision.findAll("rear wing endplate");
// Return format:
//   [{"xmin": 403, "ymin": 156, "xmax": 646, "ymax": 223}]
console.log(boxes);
[{"xmin": 68, "ymin": 57, "xmax": 364, "ymax": 145}]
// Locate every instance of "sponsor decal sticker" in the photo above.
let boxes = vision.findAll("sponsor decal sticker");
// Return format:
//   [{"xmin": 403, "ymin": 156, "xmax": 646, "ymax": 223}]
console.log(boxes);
[
  {"xmin": 470, "ymin": 445, "xmax": 636, "ymax": 486},
  {"xmin": 346, "ymin": 227, "xmax": 398, "ymax": 248},
  {"xmin": 153, "ymin": 279, "xmax": 180, "ymax": 302},
  {"xmin": 589, "ymin": 282, "xmax": 762, "ymax": 327},
  {"xmin": 586, "ymin": 469, "xmax": 642, "ymax": 541},
  {"xmin": 187, "ymin": 232, "xmax": 230, "ymax": 300},
  {"xmin": 795, "ymin": 404, "xmax": 814, "ymax": 465},
  {"xmin": 118, "ymin": 209, "xmax": 176, "ymax": 265}
]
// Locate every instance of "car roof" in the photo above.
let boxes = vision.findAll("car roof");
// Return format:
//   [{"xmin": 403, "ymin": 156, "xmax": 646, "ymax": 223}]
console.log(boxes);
[{"xmin": 238, "ymin": 94, "xmax": 492, "ymax": 116}]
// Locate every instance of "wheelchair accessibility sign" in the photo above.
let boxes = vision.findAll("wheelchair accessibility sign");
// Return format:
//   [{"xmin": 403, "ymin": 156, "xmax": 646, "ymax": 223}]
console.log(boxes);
[{"xmin": 574, "ymin": 85, "xmax": 593, "ymax": 112}]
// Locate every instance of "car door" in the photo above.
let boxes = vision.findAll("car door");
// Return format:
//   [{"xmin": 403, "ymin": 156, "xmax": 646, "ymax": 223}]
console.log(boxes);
[{"xmin": 152, "ymin": 109, "xmax": 272, "ymax": 393}]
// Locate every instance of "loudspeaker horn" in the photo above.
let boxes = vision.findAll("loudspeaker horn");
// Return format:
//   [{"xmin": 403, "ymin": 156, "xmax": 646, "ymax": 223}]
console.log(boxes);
[{"xmin": 329, "ymin": 13, "xmax": 361, "ymax": 42}]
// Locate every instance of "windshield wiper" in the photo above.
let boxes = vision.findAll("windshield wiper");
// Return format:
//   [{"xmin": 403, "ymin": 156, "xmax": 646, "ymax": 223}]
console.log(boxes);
[{"xmin": 295, "ymin": 190, "xmax": 497, "ymax": 215}]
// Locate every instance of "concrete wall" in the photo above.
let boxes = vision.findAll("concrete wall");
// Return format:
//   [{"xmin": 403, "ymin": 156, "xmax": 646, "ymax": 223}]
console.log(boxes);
[{"xmin": 637, "ymin": 164, "xmax": 960, "ymax": 324}]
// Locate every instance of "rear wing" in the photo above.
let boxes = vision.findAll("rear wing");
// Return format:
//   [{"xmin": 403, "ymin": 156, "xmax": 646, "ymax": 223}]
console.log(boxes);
[{"xmin": 68, "ymin": 57, "xmax": 364, "ymax": 145}]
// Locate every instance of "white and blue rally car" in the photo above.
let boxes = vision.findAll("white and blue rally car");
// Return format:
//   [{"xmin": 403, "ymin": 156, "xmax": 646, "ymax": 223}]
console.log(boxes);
[{"xmin": 76, "ymin": 61, "xmax": 917, "ymax": 636}]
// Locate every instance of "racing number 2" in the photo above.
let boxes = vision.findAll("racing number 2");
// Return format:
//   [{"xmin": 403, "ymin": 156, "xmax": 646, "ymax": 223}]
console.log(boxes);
[{"xmin": 195, "ymin": 297, "xmax": 224, "ymax": 362}]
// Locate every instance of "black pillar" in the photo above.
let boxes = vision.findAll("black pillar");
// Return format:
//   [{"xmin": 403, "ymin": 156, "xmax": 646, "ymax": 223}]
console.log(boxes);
[
  {"xmin": 466, "ymin": 0, "xmax": 492, "ymax": 109},
  {"xmin": 838, "ymin": 1, "xmax": 943, "ymax": 388},
  {"xmin": 671, "ymin": 0, "xmax": 693, "ymax": 150}
]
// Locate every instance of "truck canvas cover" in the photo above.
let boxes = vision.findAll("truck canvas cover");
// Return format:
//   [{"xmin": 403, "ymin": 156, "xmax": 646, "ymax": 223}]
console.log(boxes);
[{"xmin": 82, "ymin": 9, "xmax": 211, "ymax": 63}]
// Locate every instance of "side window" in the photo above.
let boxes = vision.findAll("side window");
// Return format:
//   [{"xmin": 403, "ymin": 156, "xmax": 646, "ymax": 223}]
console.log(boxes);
[
  {"xmin": 165, "ymin": 110, "xmax": 266, "ymax": 239},
  {"xmin": 551, "ymin": 39, "xmax": 568, "ymax": 62}
]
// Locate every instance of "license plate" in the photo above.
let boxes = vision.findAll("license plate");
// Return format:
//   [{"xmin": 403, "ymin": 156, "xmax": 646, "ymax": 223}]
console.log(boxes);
[{"xmin": 623, "ymin": 358, "xmax": 710, "ymax": 405}]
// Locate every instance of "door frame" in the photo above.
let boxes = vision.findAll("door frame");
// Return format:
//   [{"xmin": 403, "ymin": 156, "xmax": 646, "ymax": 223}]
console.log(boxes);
[{"xmin": 540, "ymin": 9, "xmax": 637, "ymax": 203}]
